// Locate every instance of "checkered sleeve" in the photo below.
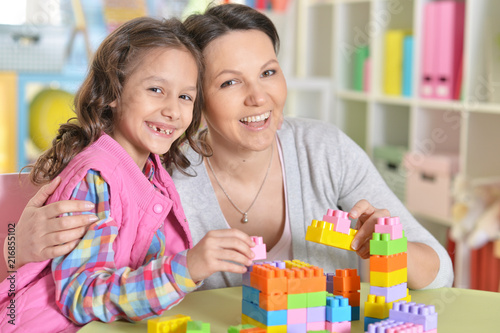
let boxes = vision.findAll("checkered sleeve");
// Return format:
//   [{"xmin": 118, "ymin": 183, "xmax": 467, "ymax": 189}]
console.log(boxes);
[{"xmin": 51, "ymin": 170, "xmax": 198, "ymax": 324}]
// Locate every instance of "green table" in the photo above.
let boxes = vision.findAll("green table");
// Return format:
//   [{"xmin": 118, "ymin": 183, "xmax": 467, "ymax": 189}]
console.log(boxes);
[{"xmin": 78, "ymin": 283, "xmax": 500, "ymax": 332}]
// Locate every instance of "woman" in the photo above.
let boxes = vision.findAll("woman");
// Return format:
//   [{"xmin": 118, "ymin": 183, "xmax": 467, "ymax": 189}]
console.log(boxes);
[{"xmin": 5, "ymin": 4, "xmax": 452, "ymax": 291}]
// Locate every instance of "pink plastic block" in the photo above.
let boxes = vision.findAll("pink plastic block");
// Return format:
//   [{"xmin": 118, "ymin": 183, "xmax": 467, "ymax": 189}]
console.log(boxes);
[
  {"xmin": 306, "ymin": 321, "xmax": 326, "ymax": 331},
  {"xmin": 374, "ymin": 217, "xmax": 403, "ymax": 240},
  {"xmin": 287, "ymin": 308, "xmax": 307, "ymax": 325},
  {"xmin": 251, "ymin": 236, "xmax": 267, "ymax": 260},
  {"xmin": 326, "ymin": 320, "xmax": 351, "ymax": 333},
  {"xmin": 367, "ymin": 319, "xmax": 425, "ymax": 333},
  {"xmin": 389, "ymin": 301, "xmax": 438, "ymax": 332},
  {"xmin": 323, "ymin": 209, "xmax": 351, "ymax": 235}
]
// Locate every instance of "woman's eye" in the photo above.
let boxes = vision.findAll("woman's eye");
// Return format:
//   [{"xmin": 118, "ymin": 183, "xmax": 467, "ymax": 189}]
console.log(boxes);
[
  {"xmin": 150, "ymin": 87, "xmax": 162, "ymax": 94},
  {"xmin": 221, "ymin": 80, "xmax": 236, "ymax": 88},
  {"xmin": 180, "ymin": 94, "xmax": 193, "ymax": 101},
  {"xmin": 261, "ymin": 70, "xmax": 276, "ymax": 78}
]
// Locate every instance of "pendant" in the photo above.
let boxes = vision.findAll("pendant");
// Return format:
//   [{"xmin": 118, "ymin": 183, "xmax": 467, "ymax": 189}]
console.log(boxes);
[{"xmin": 242, "ymin": 213, "xmax": 249, "ymax": 223}]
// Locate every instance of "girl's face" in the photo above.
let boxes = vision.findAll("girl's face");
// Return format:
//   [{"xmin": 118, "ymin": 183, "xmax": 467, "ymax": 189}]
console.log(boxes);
[
  {"xmin": 110, "ymin": 47, "xmax": 198, "ymax": 168},
  {"xmin": 202, "ymin": 29, "xmax": 287, "ymax": 153}
]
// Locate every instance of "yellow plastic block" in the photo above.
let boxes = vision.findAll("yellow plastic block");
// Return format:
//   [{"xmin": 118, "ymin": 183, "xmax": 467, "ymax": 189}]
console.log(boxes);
[
  {"xmin": 147, "ymin": 314, "xmax": 191, "ymax": 333},
  {"xmin": 284, "ymin": 259, "xmax": 312, "ymax": 269},
  {"xmin": 364, "ymin": 293, "xmax": 412, "ymax": 319},
  {"xmin": 242, "ymin": 314, "xmax": 287, "ymax": 333},
  {"xmin": 370, "ymin": 268, "xmax": 407, "ymax": 287},
  {"xmin": 305, "ymin": 220, "xmax": 357, "ymax": 251}
]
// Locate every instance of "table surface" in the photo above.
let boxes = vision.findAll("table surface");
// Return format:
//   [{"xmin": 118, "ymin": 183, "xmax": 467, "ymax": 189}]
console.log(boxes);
[{"xmin": 78, "ymin": 283, "xmax": 500, "ymax": 333}]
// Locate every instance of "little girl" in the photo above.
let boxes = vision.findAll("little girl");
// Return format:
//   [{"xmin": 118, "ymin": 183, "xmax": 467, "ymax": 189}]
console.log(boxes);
[{"xmin": 0, "ymin": 17, "xmax": 255, "ymax": 332}]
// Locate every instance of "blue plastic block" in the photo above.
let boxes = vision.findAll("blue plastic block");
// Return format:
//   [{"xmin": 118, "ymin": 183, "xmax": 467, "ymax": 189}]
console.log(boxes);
[
  {"xmin": 325, "ymin": 296, "xmax": 351, "ymax": 323},
  {"xmin": 242, "ymin": 285, "xmax": 260, "ymax": 305}
]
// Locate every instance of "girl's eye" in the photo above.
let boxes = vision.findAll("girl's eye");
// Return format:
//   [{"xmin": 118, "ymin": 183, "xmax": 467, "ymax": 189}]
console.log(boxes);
[
  {"xmin": 150, "ymin": 87, "xmax": 162, "ymax": 94},
  {"xmin": 221, "ymin": 80, "xmax": 236, "ymax": 88},
  {"xmin": 261, "ymin": 70, "xmax": 276, "ymax": 78},
  {"xmin": 180, "ymin": 94, "xmax": 193, "ymax": 101}
]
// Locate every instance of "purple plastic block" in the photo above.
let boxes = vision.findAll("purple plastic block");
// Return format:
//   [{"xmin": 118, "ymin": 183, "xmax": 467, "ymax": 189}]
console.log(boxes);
[
  {"xmin": 369, "ymin": 283, "xmax": 407, "ymax": 303},
  {"xmin": 389, "ymin": 301, "xmax": 438, "ymax": 332},
  {"xmin": 374, "ymin": 217, "xmax": 403, "ymax": 240},
  {"xmin": 307, "ymin": 306, "xmax": 326, "ymax": 323},
  {"xmin": 326, "ymin": 273, "xmax": 335, "ymax": 293},
  {"xmin": 366, "ymin": 319, "xmax": 405, "ymax": 333},
  {"xmin": 323, "ymin": 209, "xmax": 351, "ymax": 234},
  {"xmin": 287, "ymin": 323, "xmax": 307, "ymax": 333},
  {"xmin": 242, "ymin": 265, "xmax": 253, "ymax": 286},
  {"xmin": 287, "ymin": 308, "xmax": 307, "ymax": 325}
]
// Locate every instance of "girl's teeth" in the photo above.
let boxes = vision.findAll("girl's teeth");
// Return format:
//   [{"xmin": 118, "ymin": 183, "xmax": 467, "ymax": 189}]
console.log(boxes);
[{"xmin": 148, "ymin": 124, "xmax": 172, "ymax": 135}]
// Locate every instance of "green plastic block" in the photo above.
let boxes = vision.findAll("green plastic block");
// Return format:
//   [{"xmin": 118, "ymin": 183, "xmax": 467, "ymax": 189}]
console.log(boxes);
[
  {"xmin": 370, "ymin": 231, "xmax": 407, "ymax": 256},
  {"xmin": 227, "ymin": 324, "xmax": 255, "ymax": 333},
  {"xmin": 307, "ymin": 331, "xmax": 329, "ymax": 333},
  {"xmin": 287, "ymin": 293, "xmax": 307, "ymax": 309},
  {"xmin": 187, "ymin": 320, "xmax": 210, "ymax": 333},
  {"xmin": 307, "ymin": 291, "xmax": 327, "ymax": 307}
]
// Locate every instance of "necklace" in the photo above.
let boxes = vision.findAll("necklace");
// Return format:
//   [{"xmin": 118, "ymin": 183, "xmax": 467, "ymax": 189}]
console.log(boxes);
[{"xmin": 206, "ymin": 146, "xmax": 274, "ymax": 223}]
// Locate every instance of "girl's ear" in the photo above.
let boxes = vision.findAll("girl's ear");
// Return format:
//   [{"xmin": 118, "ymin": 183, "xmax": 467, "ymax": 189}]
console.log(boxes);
[{"xmin": 109, "ymin": 100, "xmax": 117, "ymax": 108}]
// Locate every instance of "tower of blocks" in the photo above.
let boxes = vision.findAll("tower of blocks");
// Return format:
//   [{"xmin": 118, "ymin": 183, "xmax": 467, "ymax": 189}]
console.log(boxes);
[
  {"xmin": 326, "ymin": 269, "xmax": 361, "ymax": 321},
  {"xmin": 364, "ymin": 217, "xmax": 411, "ymax": 331},
  {"xmin": 241, "ymin": 260, "xmax": 352, "ymax": 333},
  {"xmin": 305, "ymin": 209, "xmax": 358, "ymax": 251}
]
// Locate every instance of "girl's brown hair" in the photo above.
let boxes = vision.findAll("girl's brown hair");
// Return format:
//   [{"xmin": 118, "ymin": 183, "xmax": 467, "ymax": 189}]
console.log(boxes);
[{"xmin": 30, "ymin": 17, "xmax": 206, "ymax": 185}]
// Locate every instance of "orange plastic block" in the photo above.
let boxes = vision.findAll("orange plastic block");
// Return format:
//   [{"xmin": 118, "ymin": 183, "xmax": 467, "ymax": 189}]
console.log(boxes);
[
  {"xmin": 241, "ymin": 328, "xmax": 266, "ymax": 333},
  {"xmin": 147, "ymin": 314, "xmax": 191, "ymax": 333},
  {"xmin": 370, "ymin": 252, "xmax": 407, "ymax": 272},
  {"xmin": 250, "ymin": 264, "xmax": 287, "ymax": 294},
  {"xmin": 333, "ymin": 290, "xmax": 360, "ymax": 307},
  {"xmin": 284, "ymin": 268, "xmax": 307, "ymax": 294},
  {"xmin": 305, "ymin": 219, "xmax": 357, "ymax": 251},
  {"xmin": 333, "ymin": 269, "xmax": 360, "ymax": 292},
  {"xmin": 303, "ymin": 266, "xmax": 327, "ymax": 293},
  {"xmin": 259, "ymin": 292, "xmax": 287, "ymax": 311}
]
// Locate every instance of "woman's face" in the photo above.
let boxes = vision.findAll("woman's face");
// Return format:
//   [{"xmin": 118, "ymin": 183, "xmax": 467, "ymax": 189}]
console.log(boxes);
[{"xmin": 202, "ymin": 29, "xmax": 287, "ymax": 153}]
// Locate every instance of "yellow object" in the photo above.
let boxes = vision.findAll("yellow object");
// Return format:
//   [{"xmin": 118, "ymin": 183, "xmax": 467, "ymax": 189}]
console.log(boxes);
[
  {"xmin": 147, "ymin": 314, "xmax": 191, "ymax": 333},
  {"xmin": 284, "ymin": 259, "xmax": 312, "ymax": 269},
  {"xmin": 305, "ymin": 219, "xmax": 357, "ymax": 251},
  {"xmin": 241, "ymin": 314, "xmax": 286, "ymax": 333},
  {"xmin": 370, "ymin": 268, "xmax": 408, "ymax": 288},
  {"xmin": 29, "ymin": 89, "xmax": 75, "ymax": 151},
  {"xmin": 0, "ymin": 72, "xmax": 17, "ymax": 172},
  {"xmin": 364, "ymin": 293, "xmax": 411, "ymax": 319},
  {"xmin": 384, "ymin": 30, "xmax": 408, "ymax": 95}
]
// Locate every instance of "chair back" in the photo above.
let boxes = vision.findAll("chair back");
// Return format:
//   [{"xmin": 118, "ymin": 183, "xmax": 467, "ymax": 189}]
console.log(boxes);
[{"xmin": 0, "ymin": 173, "xmax": 39, "ymax": 281}]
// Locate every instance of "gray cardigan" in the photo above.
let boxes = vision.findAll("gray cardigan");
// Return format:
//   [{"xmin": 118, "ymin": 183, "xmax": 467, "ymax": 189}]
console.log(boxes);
[{"xmin": 171, "ymin": 117, "xmax": 454, "ymax": 290}]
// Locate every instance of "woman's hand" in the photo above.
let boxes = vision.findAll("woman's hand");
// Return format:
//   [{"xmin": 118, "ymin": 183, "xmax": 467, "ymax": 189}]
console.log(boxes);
[
  {"xmin": 4, "ymin": 176, "xmax": 98, "ymax": 269},
  {"xmin": 349, "ymin": 199, "xmax": 391, "ymax": 259},
  {"xmin": 186, "ymin": 229, "xmax": 256, "ymax": 283}
]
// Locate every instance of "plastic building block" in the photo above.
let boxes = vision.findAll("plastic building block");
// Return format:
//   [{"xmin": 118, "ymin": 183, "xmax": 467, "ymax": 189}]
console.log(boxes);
[
  {"xmin": 287, "ymin": 292, "xmax": 307, "ymax": 309},
  {"xmin": 370, "ymin": 268, "xmax": 407, "ymax": 287},
  {"xmin": 370, "ymin": 283, "xmax": 408, "ymax": 303},
  {"xmin": 243, "ymin": 285, "xmax": 260, "ymax": 305},
  {"xmin": 364, "ymin": 316, "xmax": 383, "ymax": 332},
  {"xmin": 147, "ymin": 314, "xmax": 191, "ymax": 333},
  {"xmin": 325, "ymin": 321, "xmax": 351, "ymax": 333},
  {"xmin": 259, "ymin": 292, "xmax": 287, "ymax": 311},
  {"xmin": 287, "ymin": 323, "xmax": 307, "ymax": 333},
  {"xmin": 389, "ymin": 301, "xmax": 438, "ymax": 332},
  {"xmin": 307, "ymin": 291, "xmax": 327, "ymax": 307},
  {"xmin": 305, "ymin": 219, "xmax": 358, "ymax": 251},
  {"xmin": 364, "ymin": 294, "xmax": 391, "ymax": 319},
  {"xmin": 325, "ymin": 296, "xmax": 351, "ymax": 323},
  {"xmin": 227, "ymin": 324, "xmax": 259, "ymax": 333},
  {"xmin": 366, "ymin": 319, "xmax": 428, "ymax": 333},
  {"xmin": 374, "ymin": 217, "xmax": 403, "ymax": 240},
  {"xmin": 242, "ymin": 264, "xmax": 253, "ymax": 286},
  {"xmin": 250, "ymin": 264, "xmax": 287, "ymax": 294},
  {"xmin": 351, "ymin": 306, "xmax": 360, "ymax": 321},
  {"xmin": 241, "ymin": 328, "xmax": 266, "ymax": 333},
  {"xmin": 241, "ymin": 314, "xmax": 287, "ymax": 333},
  {"xmin": 370, "ymin": 232, "xmax": 407, "ymax": 256},
  {"xmin": 242, "ymin": 300, "xmax": 287, "ymax": 326},
  {"xmin": 307, "ymin": 306, "xmax": 326, "ymax": 323},
  {"xmin": 306, "ymin": 323, "xmax": 327, "ymax": 332},
  {"xmin": 303, "ymin": 266, "xmax": 327, "ymax": 293},
  {"xmin": 333, "ymin": 268, "xmax": 360, "ymax": 292},
  {"xmin": 307, "ymin": 330, "xmax": 328, "ymax": 333},
  {"xmin": 326, "ymin": 273, "xmax": 334, "ymax": 293},
  {"xmin": 284, "ymin": 268, "xmax": 307, "ymax": 294},
  {"xmin": 370, "ymin": 252, "xmax": 408, "ymax": 272},
  {"xmin": 287, "ymin": 308, "xmax": 307, "ymax": 324},
  {"xmin": 186, "ymin": 321, "xmax": 210, "ymax": 333},
  {"xmin": 322, "ymin": 209, "xmax": 351, "ymax": 234},
  {"xmin": 333, "ymin": 290, "xmax": 360, "ymax": 306},
  {"xmin": 251, "ymin": 236, "xmax": 267, "ymax": 260}
]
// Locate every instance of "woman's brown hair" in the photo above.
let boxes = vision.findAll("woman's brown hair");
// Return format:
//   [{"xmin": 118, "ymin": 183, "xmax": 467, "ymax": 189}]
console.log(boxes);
[{"xmin": 29, "ymin": 17, "xmax": 206, "ymax": 185}]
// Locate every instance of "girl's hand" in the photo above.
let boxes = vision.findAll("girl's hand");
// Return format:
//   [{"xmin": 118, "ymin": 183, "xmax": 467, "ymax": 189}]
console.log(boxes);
[
  {"xmin": 349, "ymin": 199, "xmax": 391, "ymax": 259},
  {"xmin": 4, "ymin": 176, "xmax": 98, "ymax": 269},
  {"xmin": 186, "ymin": 229, "xmax": 256, "ymax": 283}
]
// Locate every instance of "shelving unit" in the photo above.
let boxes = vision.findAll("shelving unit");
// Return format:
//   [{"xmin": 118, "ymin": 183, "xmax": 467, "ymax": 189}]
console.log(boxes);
[{"xmin": 289, "ymin": 0, "xmax": 500, "ymax": 227}]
